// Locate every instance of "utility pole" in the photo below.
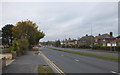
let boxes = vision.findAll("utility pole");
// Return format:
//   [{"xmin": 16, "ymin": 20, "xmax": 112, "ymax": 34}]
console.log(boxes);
[{"xmin": 91, "ymin": 24, "xmax": 93, "ymax": 49}]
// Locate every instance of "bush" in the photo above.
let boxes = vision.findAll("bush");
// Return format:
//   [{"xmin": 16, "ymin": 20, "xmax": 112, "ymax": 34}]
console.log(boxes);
[
  {"xmin": 11, "ymin": 40, "xmax": 19, "ymax": 53},
  {"xmin": 61, "ymin": 44, "xmax": 66, "ymax": 48},
  {"xmin": 92, "ymin": 44, "xmax": 101, "ymax": 49},
  {"xmin": 18, "ymin": 39, "xmax": 29, "ymax": 55},
  {"xmin": 100, "ymin": 46, "xmax": 120, "ymax": 51},
  {"xmin": 78, "ymin": 45, "xmax": 90, "ymax": 49}
]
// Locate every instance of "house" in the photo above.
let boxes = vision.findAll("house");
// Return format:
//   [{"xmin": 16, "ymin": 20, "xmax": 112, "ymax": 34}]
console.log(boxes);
[
  {"xmin": 116, "ymin": 35, "xmax": 120, "ymax": 46},
  {"xmin": 62, "ymin": 38, "xmax": 77, "ymax": 45},
  {"xmin": 0, "ymin": 30, "xmax": 2, "ymax": 45},
  {"xmin": 94, "ymin": 32, "xmax": 116, "ymax": 46},
  {"xmin": 78, "ymin": 34, "xmax": 94, "ymax": 46}
]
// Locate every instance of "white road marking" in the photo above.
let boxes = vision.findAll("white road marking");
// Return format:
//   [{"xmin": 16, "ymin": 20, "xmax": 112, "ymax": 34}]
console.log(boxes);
[
  {"xmin": 111, "ymin": 71, "xmax": 120, "ymax": 75},
  {"xmin": 74, "ymin": 59, "xmax": 79, "ymax": 62}
]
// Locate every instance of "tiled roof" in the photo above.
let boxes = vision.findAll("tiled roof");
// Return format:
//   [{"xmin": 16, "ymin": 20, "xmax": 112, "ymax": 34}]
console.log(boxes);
[{"xmin": 98, "ymin": 34, "xmax": 114, "ymax": 39}]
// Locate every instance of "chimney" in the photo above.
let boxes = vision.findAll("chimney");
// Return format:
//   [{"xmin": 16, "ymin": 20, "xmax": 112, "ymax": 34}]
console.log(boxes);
[
  {"xmin": 98, "ymin": 34, "xmax": 101, "ymax": 36},
  {"xmin": 69, "ymin": 38, "xmax": 71, "ymax": 40},
  {"xmin": 110, "ymin": 32, "xmax": 113, "ymax": 37}
]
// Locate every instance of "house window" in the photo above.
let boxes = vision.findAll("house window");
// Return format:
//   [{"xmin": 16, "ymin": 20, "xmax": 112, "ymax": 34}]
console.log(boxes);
[
  {"xmin": 107, "ymin": 43, "xmax": 111, "ymax": 46},
  {"xmin": 103, "ymin": 43, "xmax": 106, "ymax": 46},
  {"xmin": 119, "ymin": 43, "xmax": 120, "ymax": 45},
  {"xmin": 112, "ymin": 42, "xmax": 116, "ymax": 46},
  {"xmin": 95, "ymin": 39, "xmax": 97, "ymax": 42},
  {"xmin": 103, "ymin": 39, "xmax": 105, "ymax": 41}
]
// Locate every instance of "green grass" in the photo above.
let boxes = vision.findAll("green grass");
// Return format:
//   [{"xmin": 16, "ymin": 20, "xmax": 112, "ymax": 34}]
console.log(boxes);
[
  {"xmin": 38, "ymin": 65, "xmax": 55, "ymax": 75},
  {"xmin": 47, "ymin": 47, "xmax": 120, "ymax": 62}
]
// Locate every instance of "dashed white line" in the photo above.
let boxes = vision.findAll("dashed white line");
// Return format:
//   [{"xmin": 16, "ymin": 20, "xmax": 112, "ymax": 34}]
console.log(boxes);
[
  {"xmin": 111, "ymin": 71, "xmax": 120, "ymax": 75},
  {"xmin": 74, "ymin": 59, "xmax": 79, "ymax": 62}
]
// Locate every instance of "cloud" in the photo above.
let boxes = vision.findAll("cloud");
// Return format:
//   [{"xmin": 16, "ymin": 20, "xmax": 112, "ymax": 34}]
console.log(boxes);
[{"xmin": 1, "ymin": 2, "xmax": 118, "ymax": 41}]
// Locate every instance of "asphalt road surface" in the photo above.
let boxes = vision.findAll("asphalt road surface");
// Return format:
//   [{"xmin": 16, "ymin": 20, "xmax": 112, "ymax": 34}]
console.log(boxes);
[{"xmin": 40, "ymin": 47, "xmax": 118, "ymax": 74}]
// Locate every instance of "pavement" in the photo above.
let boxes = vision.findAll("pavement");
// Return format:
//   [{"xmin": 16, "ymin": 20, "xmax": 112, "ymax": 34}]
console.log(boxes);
[
  {"xmin": 2, "ymin": 47, "xmax": 119, "ymax": 75},
  {"xmin": 2, "ymin": 51, "xmax": 47, "ymax": 74},
  {"xmin": 41, "ymin": 47, "xmax": 118, "ymax": 74},
  {"xmin": 50, "ymin": 47, "xmax": 118, "ymax": 57}
]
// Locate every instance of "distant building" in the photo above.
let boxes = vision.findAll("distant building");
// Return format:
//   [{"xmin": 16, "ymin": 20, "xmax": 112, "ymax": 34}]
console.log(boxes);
[
  {"xmin": 62, "ymin": 38, "xmax": 77, "ymax": 45},
  {"xmin": 116, "ymin": 35, "xmax": 120, "ymax": 46},
  {"xmin": 94, "ymin": 32, "xmax": 117, "ymax": 46},
  {"xmin": 78, "ymin": 34, "xmax": 94, "ymax": 46},
  {"xmin": 0, "ymin": 30, "xmax": 2, "ymax": 45}
]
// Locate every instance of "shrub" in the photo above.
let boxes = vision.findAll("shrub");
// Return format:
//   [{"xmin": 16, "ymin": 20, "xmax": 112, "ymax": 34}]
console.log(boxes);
[
  {"xmin": 92, "ymin": 44, "xmax": 101, "ymax": 49},
  {"xmin": 61, "ymin": 44, "xmax": 66, "ymax": 48},
  {"xmin": 11, "ymin": 40, "xmax": 19, "ymax": 53},
  {"xmin": 18, "ymin": 39, "xmax": 29, "ymax": 55},
  {"xmin": 78, "ymin": 45, "xmax": 90, "ymax": 49}
]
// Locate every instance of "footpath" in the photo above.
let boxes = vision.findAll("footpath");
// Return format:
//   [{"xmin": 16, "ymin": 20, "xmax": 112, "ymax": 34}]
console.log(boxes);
[{"xmin": 2, "ymin": 51, "xmax": 47, "ymax": 74}]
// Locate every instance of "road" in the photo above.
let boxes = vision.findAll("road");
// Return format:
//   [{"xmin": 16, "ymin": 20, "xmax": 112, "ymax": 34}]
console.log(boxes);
[{"xmin": 40, "ymin": 47, "xmax": 118, "ymax": 74}]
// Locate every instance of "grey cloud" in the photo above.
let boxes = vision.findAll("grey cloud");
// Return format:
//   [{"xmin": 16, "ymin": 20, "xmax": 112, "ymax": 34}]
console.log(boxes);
[{"xmin": 1, "ymin": 2, "xmax": 118, "ymax": 41}]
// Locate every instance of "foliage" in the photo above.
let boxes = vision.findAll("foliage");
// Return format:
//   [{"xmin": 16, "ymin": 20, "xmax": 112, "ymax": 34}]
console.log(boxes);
[
  {"xmin": 78, "ymin": 45, "xmax": 90, "ymax": 49},
  {"xmin": 12, "ymin": 20, "xmax": 45, "ymax": 48},
  {"xmin": 17, "ymin": 39, "xmax": 29, "ymax": 55},
  {"xmin": 2, "ymin": 24, "xmax": 14, "ymax": 46},
  {"xmin": 92, "ymin": 44, "xmax": 101, "ymax": 49},
  {"xmin": 11, "ymin": 40, "xmax": 19, "ymax": 53},
  {"xmin": 54, "ymin": 40, "xmax": 61, "ymax": 47}
]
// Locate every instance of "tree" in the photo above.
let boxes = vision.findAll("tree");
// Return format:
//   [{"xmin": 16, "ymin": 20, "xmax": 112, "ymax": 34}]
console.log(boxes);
[
  {"xmin": 54, "ymin": 40, "xmax": 61, "ymax": 47},
  {"xmin": 12, "ymin": 20, "xmax": 45, "ymax": 48},
  {"xmin": 2, "ymin": 24, "xmax": 14, "ymax": 46},
  {"xmin": 17, "ymin": 39, "xmax": 29, "ymax": 55},
  {"xmin": 11, "ymin": 40, "xmax": 19, "ymax": 53}
]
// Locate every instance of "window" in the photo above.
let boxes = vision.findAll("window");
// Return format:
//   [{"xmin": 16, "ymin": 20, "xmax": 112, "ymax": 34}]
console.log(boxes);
[
  {"xmin": 103, "ymin": 43, "xmax": 106, "ymax": 46},
  {"xmin": 107, "ymin": 43, "xmax": 111, "ymax": 46},
  {"xmin": 95, "ymin": 39, "xmax": 97, "ymax": 42},
  {"xmin": 103, "ymin": 39, "xmax": 105, "ymax": 41}
]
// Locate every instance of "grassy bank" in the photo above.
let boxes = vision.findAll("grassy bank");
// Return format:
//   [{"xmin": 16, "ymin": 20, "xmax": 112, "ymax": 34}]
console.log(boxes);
[
  {"xmin": 47, "ymin": 47, "xmax": 119, "ymax": 62},
  {"xmin": 38, "ymin": 65, "xmax": 55, "ymax": 75}
]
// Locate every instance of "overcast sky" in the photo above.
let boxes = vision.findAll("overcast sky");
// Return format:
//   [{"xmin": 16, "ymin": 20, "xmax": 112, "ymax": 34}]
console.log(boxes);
[{"xmin": 0, "ymin": 2, "xmax": 118, "ymax": 42}]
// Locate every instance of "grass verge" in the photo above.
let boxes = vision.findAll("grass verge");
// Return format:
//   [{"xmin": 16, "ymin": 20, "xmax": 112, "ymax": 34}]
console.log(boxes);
[
  {"xmin": 47, "ymin": 47, "xmax": 119, "ymax": 62},
  {"xmin": 38, "ymin": 64, "xmax": 55, "ymax": 75}
]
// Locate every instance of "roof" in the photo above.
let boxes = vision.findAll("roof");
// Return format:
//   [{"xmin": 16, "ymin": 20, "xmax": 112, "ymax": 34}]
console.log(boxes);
[
  {"xmin": 78, "ymin": 35, "xmax": 94, "ymax": 41},
  {"xmin": 0, "ymin": 30, "xmax": 2, "ymax": 37},
  {"xmin": 97, "ymin": 34, "xmax": 114, "ymax": 39},
  {"xmin": 116, "ymin": 35, "xmax": 120, "ymax": 38}
]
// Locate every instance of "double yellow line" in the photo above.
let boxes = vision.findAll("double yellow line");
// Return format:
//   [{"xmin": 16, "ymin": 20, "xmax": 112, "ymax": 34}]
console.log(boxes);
[{"xmin": 40, "ymin": 51, "xmax": 65, "ymax": 75}]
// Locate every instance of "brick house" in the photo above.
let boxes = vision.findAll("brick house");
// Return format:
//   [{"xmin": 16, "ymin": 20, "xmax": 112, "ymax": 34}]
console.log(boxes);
[
  {"xmin": 62, "ymin": 38, "xmax": 77, "ymax": 45},
  {"xmin": 0, "ymin": 30, "xmax": 2, "ymax": 45},
  {"xmin": 78, "ymin": 34, "xmax": 94, "ymax": 46},
  {"xmin": 116, "ymin": 35, "xmax": 120, "ymax": 46},
  {"xmin": 94, "ymin": 32, "xmax": 116, "ymax": 46}
]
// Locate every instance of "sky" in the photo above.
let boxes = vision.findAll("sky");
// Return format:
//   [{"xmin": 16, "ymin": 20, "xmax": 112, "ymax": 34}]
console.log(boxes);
[{"xmin": 0, "ymin": 1, "xmax": 118, "ymax": 42}]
